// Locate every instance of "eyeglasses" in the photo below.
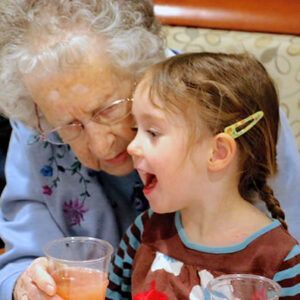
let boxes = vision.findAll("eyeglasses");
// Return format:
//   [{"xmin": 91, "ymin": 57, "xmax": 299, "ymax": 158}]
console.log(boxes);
[
  {"xmin": 224, "ymin": 111, "xmax": 264, "ymax": 139},
  {"xmin": 35, "ymin": 97, "xmax": 133, "ymax": 145}
]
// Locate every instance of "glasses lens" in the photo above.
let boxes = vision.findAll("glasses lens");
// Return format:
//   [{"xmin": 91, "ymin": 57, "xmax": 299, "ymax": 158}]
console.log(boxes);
[
  {"xmin": 58, "ymin": 124, "xmax": 82, "ymax": 143},
  {"xmin": 46, "ymin": 124, "xmax": 82, "ymax": 145},
  {"xmin": 93, "ymin": 99, "xmax": 132, "ymax": 125}
]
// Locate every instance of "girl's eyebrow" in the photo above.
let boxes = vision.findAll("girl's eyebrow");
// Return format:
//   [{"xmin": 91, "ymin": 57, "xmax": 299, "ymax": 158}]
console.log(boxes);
[{"xmin": 136, "ymin": 112, "xmax": 166, "ymax": 124}]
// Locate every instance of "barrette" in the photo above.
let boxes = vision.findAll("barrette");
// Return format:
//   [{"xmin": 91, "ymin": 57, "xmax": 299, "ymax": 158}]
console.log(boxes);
[{"xmin": 224, "ymin": 111, "xmax": 264, "ymax": 139}]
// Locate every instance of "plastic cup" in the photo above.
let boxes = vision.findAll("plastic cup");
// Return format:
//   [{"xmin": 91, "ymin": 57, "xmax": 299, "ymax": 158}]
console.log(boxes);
[
  {"xmin": 44, "ymin": 236, "xmax": 113, "ymax": 300},
  {"xmin": 206, "ymin": 274, "xmax": 281, "ymax": 300}
]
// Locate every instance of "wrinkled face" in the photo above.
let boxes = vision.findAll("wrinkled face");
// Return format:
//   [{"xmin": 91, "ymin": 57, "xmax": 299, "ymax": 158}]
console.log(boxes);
[
  {"xmin": 127, "ymin": 79, "xmax": 213, "ymax": 213},
  {"xmin": 23, "ymin": 53, "xmax": 136, "ymax": 175}
]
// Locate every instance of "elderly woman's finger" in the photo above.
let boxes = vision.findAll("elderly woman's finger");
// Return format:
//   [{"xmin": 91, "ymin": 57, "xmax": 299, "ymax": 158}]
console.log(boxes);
[
  {"xmin": 14, "ymin": 270, "xmax": 40, "ymax": 300},
  {"xmin": 17, "ymin": 272, "xmax": 62, "ymax": 300},
  {"xmin": 26, "ymin": 282, "xmax": 45, "ymax": 300},
  {"xmin": 26, "ymin": 282, "xmax": 63, "ymax": 300},
  {"xmin": 29, "ymin": 257, "xmax": 56, "ymax": 296}
]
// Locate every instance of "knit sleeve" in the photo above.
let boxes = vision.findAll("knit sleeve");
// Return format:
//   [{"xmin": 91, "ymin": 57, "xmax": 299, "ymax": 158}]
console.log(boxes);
[
  {"xmin": 273, "ymin": 244, "xmax": 300, "ymax": 299},
  {"xmin": 106, "ymin": 209, "xmax": 152, "ymax": 299},
  {"xmin": 0, "ymin": 121, "xmax": 65, "ymax": 299}
]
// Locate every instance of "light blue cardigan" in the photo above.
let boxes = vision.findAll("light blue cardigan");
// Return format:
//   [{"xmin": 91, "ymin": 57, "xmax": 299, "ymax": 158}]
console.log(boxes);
[{"xmin": 0, "ymin": 121, "xmax": 146, "ymax": 299}]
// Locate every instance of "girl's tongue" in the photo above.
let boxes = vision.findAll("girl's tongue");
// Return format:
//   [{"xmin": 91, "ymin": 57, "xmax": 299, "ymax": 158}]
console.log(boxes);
[{"xmin": 143, "ymin": 173, "xmax": 157, "ymax": 195}]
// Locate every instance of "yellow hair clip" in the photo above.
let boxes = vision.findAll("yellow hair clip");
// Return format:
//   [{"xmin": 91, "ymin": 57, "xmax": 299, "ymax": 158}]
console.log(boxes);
[{"xmin": 224, "ymin": 111, "xmax": 264, "ymax": 139}]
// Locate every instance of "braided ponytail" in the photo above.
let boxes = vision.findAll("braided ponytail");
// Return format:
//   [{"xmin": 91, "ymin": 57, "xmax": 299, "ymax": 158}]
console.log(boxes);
[{"xmin": 259, "ymin": 182, "xmax": 288, "ymax": 230}]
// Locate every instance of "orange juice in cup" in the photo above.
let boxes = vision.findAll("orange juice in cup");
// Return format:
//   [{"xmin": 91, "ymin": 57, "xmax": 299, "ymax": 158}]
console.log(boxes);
[
  {"xmin": 52, "ymin": 267, "xmax": 108, "ymax": 300},
  {"xmin": 44, "ymin": 237, "xmax": 113, "ymax": 300}
]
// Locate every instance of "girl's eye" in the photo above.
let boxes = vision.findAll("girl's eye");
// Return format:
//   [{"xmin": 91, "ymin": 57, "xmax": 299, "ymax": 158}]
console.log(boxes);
[{"xmin": 147, "ymin": 129, "xmax": 160, "ymax": 138}]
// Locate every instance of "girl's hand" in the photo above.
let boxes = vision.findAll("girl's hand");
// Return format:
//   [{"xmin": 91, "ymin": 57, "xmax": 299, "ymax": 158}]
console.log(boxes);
[{"xmin": 13, "ymin": 257, "xmax": 62, "ymax": 300}]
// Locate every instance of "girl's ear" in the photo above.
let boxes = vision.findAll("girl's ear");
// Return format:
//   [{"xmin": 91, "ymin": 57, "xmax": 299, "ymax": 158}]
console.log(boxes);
[{"xmin": 208, "ymin": 133, "xmax": 237, "ymax": 171}]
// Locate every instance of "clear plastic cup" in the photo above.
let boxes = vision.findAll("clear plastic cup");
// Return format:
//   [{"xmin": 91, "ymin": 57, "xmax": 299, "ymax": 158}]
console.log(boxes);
[
  {"xmin": 206, "ymin": 274, "xmax": 281, "ymax": 300},
  {"xmin": 44, "ymin": 236, "xmax": 113, "ymax": 300}
]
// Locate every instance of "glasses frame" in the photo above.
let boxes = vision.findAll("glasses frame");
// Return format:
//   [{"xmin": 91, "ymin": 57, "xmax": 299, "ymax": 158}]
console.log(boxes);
[
  {"xmin": 224, "ymin": 111, "xmax": 264, "ymax": 139},
  {"xmin": 34, "ymin": 97, "xmax": 133, "ymax": 145}
]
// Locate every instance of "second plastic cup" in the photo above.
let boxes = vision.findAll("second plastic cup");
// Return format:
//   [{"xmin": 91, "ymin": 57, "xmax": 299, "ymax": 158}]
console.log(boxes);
[
  {"xmin": 206, "ymin": 273, "xmax": 281, "ymax": 300},
  {"xmin": 44, "ymin": 236, "xmax": 113, "ymax": 300}
]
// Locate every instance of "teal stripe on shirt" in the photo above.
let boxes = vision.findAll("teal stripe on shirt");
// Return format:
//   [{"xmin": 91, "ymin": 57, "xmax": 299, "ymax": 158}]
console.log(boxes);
[
  {"xmin": 119, "ymin": 239, "xmax": 134, "ymax": 260},
  {"xmin": 273, "ymin": 264, "xmax": 300, "ymax": 281},
  {"xmin": 109, "ymin": 265, "xmax": 131, "ymax": 282},
  {"xmin": 106, "ymin": 289, "xmax": 122, "ymax": 299},
  {"xmin": 126, "ymin": 227, "xmax": 140, "ymax": 250},
  {"xmin": 114, "ymin": 251, "xmax": 133, "ymax": 268},
  {"xmin": 175, "ymin": 212, "xmax": 281, "ymax": 254},
  {"xmin": 109, "ymin": 273, "xmax": 131, "ymax": 292},
  {"xmin": 284, "ymin": 245, "xmax": 300, "ymax": 261},
  {"xmin": 280, "ymin": 283, "xmax": 300, "ymax": 297},
  {"xmin": 109, "ymin": 271, "xmax": 126, "ymax": 286},
  {"xmin": 133, "ymin": 211, "xmax": 146, "ymax": 233},
  {"xmin": 107, "ymin": 288, "xmax": 130, "ymax": 300}
]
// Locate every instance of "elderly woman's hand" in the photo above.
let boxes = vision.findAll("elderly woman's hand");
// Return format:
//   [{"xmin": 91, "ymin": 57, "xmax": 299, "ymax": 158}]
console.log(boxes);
[{"xmin": 13, "ymin": 257, "xmax": 62, "ymax": 300}]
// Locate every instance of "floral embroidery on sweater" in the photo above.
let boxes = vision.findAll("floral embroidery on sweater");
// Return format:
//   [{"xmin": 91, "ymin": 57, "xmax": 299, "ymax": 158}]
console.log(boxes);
[
  {"xmin": 63, "ymin": 199, "xmax": 89, "ymax": 226},
  {"xmin": 37, "ymin": 141, "xmax": 91, "ymax": 226}
]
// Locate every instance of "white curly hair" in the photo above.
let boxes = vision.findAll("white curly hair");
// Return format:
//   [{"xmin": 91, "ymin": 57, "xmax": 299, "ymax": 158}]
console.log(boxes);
[{"xmin": 0, "ymin": 0, "xmax": 165, "ymax": 128}]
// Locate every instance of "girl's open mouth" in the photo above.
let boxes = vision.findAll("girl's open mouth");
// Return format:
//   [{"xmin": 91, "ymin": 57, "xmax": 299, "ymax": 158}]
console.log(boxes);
[{"xmin": 143, "ymin": 173, "xmax": 158, "ymax": 195}]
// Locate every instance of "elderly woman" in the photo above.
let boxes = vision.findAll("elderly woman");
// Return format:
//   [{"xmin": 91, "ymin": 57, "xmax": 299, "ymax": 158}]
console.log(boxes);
[
  {"xmin": 0, "ymin": 0, "xmax": 165, "ymax": 298},
  {"xmin": 0, "ymin": 0, "xmax": 299, "ymax": 299}
]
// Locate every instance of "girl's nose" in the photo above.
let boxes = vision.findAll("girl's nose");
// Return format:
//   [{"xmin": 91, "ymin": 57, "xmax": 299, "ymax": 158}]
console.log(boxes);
[{"xmin": 127, "ymin": 135, "xmax": 143, "ymax": 157}]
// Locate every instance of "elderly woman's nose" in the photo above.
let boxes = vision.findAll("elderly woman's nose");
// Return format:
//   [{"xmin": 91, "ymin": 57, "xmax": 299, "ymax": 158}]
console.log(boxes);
[{"xmin": 85, "ymin": 123, "xmax": 115, "ymax": 154}]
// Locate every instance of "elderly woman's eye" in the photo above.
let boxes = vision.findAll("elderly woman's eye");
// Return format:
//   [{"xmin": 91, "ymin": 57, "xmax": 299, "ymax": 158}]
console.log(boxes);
[
  {"xmin": 93, "ymin": 105, "xmax": 118, "ymax": 122},
  {"xmin": 100, "ymin": 105, "xmax": 118, "ymax": 117}
]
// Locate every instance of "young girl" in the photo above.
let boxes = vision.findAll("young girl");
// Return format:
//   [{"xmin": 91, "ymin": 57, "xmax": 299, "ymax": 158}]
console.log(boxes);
[{"xmin": 107, "ymin": 53, "xmax": 300, "ymax": 299}]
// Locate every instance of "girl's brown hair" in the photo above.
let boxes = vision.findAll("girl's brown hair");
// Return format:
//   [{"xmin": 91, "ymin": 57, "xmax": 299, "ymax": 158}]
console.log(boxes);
[{"xmin": 145, "ymin": 52, "xmax": 287, "ymax": 229}]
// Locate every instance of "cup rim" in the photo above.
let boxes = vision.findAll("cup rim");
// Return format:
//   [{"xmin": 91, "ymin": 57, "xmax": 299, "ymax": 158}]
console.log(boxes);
[
  {"xmin": 43, "ymin": 236, "xmax": 114, "ymax": 264},
  {"xmin": 207, "ymin": 273, "xmax": 281, "ymax": 292}
]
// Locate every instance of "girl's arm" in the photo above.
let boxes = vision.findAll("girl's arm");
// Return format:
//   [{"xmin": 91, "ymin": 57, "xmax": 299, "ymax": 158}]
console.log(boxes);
[{"xmin": 107, "ymin": 209, "xmax": 152, "ymax": 300}]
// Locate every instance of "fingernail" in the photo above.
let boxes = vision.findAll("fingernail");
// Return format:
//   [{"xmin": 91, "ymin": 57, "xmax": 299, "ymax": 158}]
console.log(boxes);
[
  {"xmin": 21, "ymin": 295, "xmax": 28, "ymax": 300},
  {"xmin": 46, "ymin": 283, "xmax": 55, "ymax": 295}
]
